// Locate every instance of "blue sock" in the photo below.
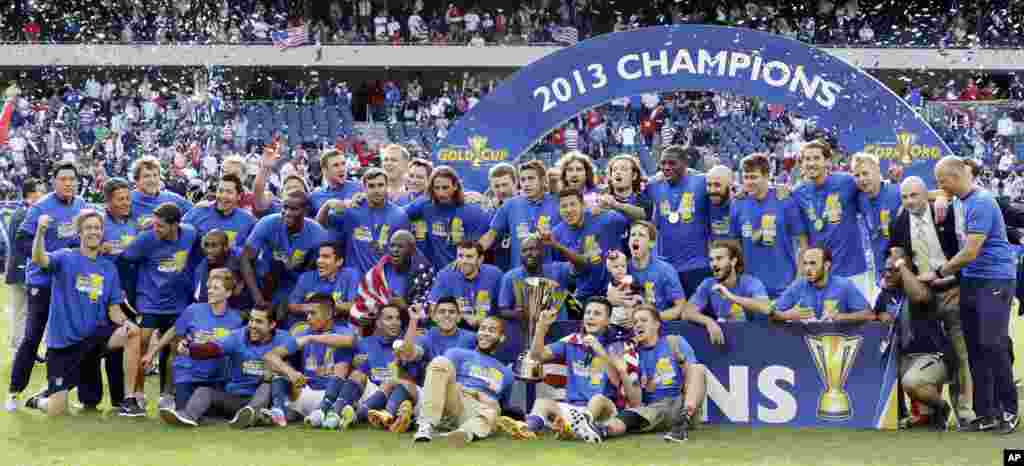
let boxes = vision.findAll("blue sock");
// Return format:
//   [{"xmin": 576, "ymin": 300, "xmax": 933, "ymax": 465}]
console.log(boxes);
[
  {"xmin": 319, "ymin": 377, "xmax": 342, "ymax": 413},
  {"xmin": 526, "ymin": 415, "xmax": 546, "ymax": 432},
  {"xmin": 336, "ymin": 379, "xmax": 363, "ymax": 412},
  {"xmin": 270, "ymin": 377, "xmax": 290, "ymax": 411},
  {"xmin": 386, "ymin": 384, "xmax": 411, "ymax": 416},
  {"xmin": 357, "ymin": 390, "xmax": 387, "ymax": 422}
]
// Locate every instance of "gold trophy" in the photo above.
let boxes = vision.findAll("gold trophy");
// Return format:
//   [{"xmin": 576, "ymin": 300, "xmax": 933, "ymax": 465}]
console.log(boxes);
[
  {"xmin": 805, "ymin": 334, "xmax": 863, "ymax": 421},
  {"xmin": 513, "ymin": 277, "xmax": 568, "ymax": 382}
]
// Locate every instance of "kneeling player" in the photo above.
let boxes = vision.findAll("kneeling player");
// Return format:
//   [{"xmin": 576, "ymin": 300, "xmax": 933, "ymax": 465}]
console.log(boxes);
[
  {"xmin": 413, "ymin": 316, "xmax": 514, "ymax": 446},
  {"xmin": 263, "ymin": 294, "xmax": 358, "ymax": 427},
  {"xmin": 497, "ymin": 297, "xmax": 640, "ymax": 441},
  {"xmin": 576, "ymin": 305, "xmax": 707, "ymax": 443},
  {"xmin": 27, "ymin": 211, "xmax": 144, "ymax": 416}
]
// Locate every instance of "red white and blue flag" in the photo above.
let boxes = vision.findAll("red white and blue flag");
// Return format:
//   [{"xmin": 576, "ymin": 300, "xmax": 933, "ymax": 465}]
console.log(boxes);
[
  {"xmin": 272, "ymin": 24, "xmax": 309, "ymax": 49},
  {"xmin": 554, "ymin": 26, "xmax": 579, "ymax": 45}
]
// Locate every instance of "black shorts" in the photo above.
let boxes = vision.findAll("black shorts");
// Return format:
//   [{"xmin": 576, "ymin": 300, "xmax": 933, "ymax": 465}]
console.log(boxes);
[
  {"xmin": 46, "ymin": 328, "xmax": 114, "ymax": 394},
  {"xmin": 140, "ymin": 313, "xmax": 178, "ymax": 332}
]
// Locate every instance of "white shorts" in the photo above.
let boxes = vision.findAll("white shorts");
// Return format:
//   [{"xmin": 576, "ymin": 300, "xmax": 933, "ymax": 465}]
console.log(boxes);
[{"xmin": 291, "ymin": 386, "xmax": 327, "ymax": 417}]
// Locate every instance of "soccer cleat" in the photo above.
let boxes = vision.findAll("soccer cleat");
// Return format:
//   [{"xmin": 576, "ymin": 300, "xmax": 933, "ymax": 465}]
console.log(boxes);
[
  {"xmin": 930, "ymin": 402, "xmax": 951, "ymax": 431},
  {"xmin": 997, "ymin": 412, "xmax": 1020, "ymax": 435},
  {"xmin": 118, "ymin": 397, "xmax": 147, "ymax": 417},
  {"xmin": 664, "ymin": 412, "xmax": 691, "ymax": 443},
  {"xmin": 567, "ymin": 409, "xmax": 602, "ymax": 443},
  {"xmin": 958, "ymin": 416, "xmax": 999, "ymax": 432},
  {"xmin": 389, "ymin": 401, "xmax": 414, "ymax": 434},
  {"xmin": 157, "ymin": 395, "xmax": 174, "ymax": 411},
  {"xmin": 367, "ymin": 409, "xmax": 394, "ymax": 429},
  {"xmin": 24, "ymin": 389, "xmax": 48, "ymax": 412},
  {"xmin": 269, "ymin": 408, "xmax": 288, "ymax": 427},
  {"xmin": 446, "ymin": 429, "xmax": 473, "ymax": 447},
  {"xmin": 322, "ymin": 411, "xmax": 341, "ymax": 430},
  {"xmin": 5, "ymin": 394, "xmax": 19, "ymax": 412},
  {"xmin": 413, "ymin": 422, "xmax": 433, "ymax": 442},
  {"xmin": 229, "ymin": 406, "xmax": 257, "ymax": 429},
  {"xmin": 159, "ymin": 407, "xmax": 197, "ymax": 427},
  {"xmin": 338, "ymin": 405, "xmax": 356, "ymax": 430},
  {"xmin": 305, "ymin": 409, "xmax": 325, "ymax": 428},
  {"xmin": 497, "ymin": 416, "xmax": 538, "ymax": 440}
]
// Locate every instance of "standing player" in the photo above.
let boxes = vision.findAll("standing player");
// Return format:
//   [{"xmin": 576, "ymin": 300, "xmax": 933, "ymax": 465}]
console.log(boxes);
[
  {"xmin": 403, "ymin": 166, "xmax": 490, "ymax": 270},
  {"xmin": 643, "ymin": 145, "xmax": 712, "ymax": 297},
  {"xmin": 309, "ymin": 150, "xmax": 363, "ymax": 217},
  {"xmin": 130, "ymin": 156, "xmax": 193, "ymax": 229},
  {"xmin": 427, "ymin": 241, "xmax": 503, "ymax": 329},
  {"xmin": 182, "ymin": 174, "xmax": 256, "ymax": 249},
  {"xmin": 706, "ymin": 165, "xmax": 734, "ymax": 242},
  {"xmin": 8, "ymin": 162, "xmax": 88, "ymax": 411},
  {"xmin": 318, "ymin": 168, "xmax": 410, "ymax": 275},
  {"xmin": 479, "ymin": 160, "xmax": 561, "ymax": 268},
  {"xmin": 413, "ymin": 316, "xmax": 515, "ymax": 446},
  {"xmin": 551, "ymin": 189, "xmax": 629, "ymax": 303},
  {"xmin": 122, "ymin": 203, "xmax": 200, "ymax": 409},
  {"xmin": 27, "ymin": 210, "xmax": 144, "ymax": 416},
  {"xmin": 853, "ymin": 152, "xmax": 902, "ymax": 304}
]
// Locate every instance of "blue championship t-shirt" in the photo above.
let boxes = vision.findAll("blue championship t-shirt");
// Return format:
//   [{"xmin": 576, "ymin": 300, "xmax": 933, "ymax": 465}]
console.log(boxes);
[
  {"xmin": 691, "ymin": 274, "xmax": 769, "ymax": 322},
  {"xmin": 638, "ymin": 335, "xmax": 697, "ymax": 404},
  {"xmin": 294, "ymin": 322, "xmax": 356, "ymax": 390},
  {"xmin": 644, "ymin": 175, "xmax": 711, "ymax": 272},
  {"xmin": 428, "ymin": 264, "xmax": 503, "ymax": 324},
  {"xmin": 245, "ymin": 215, "xmax": 328, "ymax": 302},
  {"xmin": 21, "ymin": 193, "xmax": 89, "ymax": 287},
  {"xmin": 173, "ymin": 303, "xmax": 245, "ymax": 384},
  {"xmin": 552, "ymin": 211, "xmax": 628, "ymax": 301},
  {"xmin": 549, "ymin": 335, "xmax": 617, "ymax": 406},
  {"xmin": 219, "ymin": 329, "xmax": 298, "ymax": 396},
  {"xmin": 131, "ymin": 190, "xmax": 193, "ymax": 230},
  {"xmin": 774, "ymin": 275, "xmax": 871, "ymax": 319},
  {"xmin": 793, "ymin": 174, "xmax": 867, "ymax": 278},
  {"xmin": 446, "ymin": 347, "xmax": 515, "ymax": 403},
  {"xmin": 628, "ymin": 258, "xmax": 686, "ymax": 311},
  {"xmin": 44, "ymin": 249, "xmax": 124, "ymax": 349},
  {"xmin": 327, "ymin": 200, "xmax": 410, "ymax": 275},
  {"xmin": 728, "ymin": 189, "xmax": 806, "ymax": 297},
  {"xmin": 489, "ymin": 194, "xmax": 561, "ymax": 268},
  {"xmin": 123, "ymin": 224, "xmax": 200, "ymax": 314},
  {"xmin": 961, "ymin": 189, "xmax": 1017, "ymax": 280},
  {"xmin": 182, "ymin": 205, "xmax": 256, "ymax": 249},
  {"xmin": 405, "ymin": 198, "xmax": 491, "ymax": 271}
]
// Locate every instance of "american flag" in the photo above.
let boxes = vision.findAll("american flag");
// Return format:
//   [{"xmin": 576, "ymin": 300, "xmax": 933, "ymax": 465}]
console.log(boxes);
[
  {"xmin": 554, "ymin": 26, "xmax": 579, "ymax": 45},
  {"xmin": 271, "ymin": 24, "xmax": 309, "ymax": 49},
  {"xmin": 352, "ymin": 251, "xmax": 435, "ymax": 336}
]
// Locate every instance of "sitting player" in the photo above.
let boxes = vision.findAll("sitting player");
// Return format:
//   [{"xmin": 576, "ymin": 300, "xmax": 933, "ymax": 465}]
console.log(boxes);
[
  {"xmin": 413, "ymin": 316, "xmax": 515, "ymax": 446},
  {"xmin": 496, "ymin": 297, "xmax": 640, "ymax": 442},
  {"xmin": 574, "ymin": 305, "xmax": 707, "ymax": 443},
  {"xmin": 263, "ymin": 294, "xmax": 359, "ymax": 427}
]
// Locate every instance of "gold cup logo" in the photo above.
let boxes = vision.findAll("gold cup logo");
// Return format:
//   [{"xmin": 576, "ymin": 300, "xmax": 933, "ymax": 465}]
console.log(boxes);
[{"xmin": 805, "ymin": 334, "xmax": 863, "ymax": 421}]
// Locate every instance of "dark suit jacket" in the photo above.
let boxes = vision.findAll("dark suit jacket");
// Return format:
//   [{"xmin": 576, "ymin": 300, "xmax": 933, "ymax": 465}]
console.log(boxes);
[
  {"xmin": 890, "ymin": 202, "xmax": 959, "ymax": 268},
  {"xmin": 4, "ymin": 205, "xmax": 28, "ymax": 285}
]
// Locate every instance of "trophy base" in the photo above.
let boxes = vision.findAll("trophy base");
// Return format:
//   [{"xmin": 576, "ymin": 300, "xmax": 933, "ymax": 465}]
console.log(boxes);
[{"xmin": 817, "ymin": 392, "xmax": 852, "ymax": 421}]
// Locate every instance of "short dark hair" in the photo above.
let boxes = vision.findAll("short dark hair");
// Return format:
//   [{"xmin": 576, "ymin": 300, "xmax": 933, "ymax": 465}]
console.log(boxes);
[
  {"xmin": 307, "ymin": 292, "xmax": 336, "ymax": 311},
  {"xmin": 153, "ymin": 202, "xmax": 182, "ymax": 225},
  {"xmin": 319, "ymin": 241, "xmax": 343, "ymax": 258},
  {"xmin": 203, "ymin": 229, "xmax": 229, "ymax": 246},
  {"xmin": 220, "ymin": 173, "xmax": 244, "ymax": 194},
  {"xmin": 456, "ymin": 239, "xmax": 484, "ymax": 257},
  {"xmin": 630, "ymin": 220, "xmax": 658, "ymax": 242},
  {"xmin": 803, "ymin": 245, "xmax": 833, "ymax": 264},
  {"xmin": 22, "ymin": 178, "xmax": 44, "ymax": 198},
  {"xmin": 52, "ymin": 161, "xmax": 79, "ymax": 179},
  {"xmin": 103, "ymin": 177, "xmax": 131, "ymax": 202},
  {"xmin": 435, "ymin": 296, "xmax": 460, "ymax": 310},
  {"xmin": 585, "ymin": 296, "xmax": 613, "ymax": 316},
  {"xmin": 710, "ymin": 240, "xmax": 744, "ymax": 274},
  {"xmin": 741, "ymin": 153, "xmax": 772, "ymax": 176},
  {"xmin": 661, "ymin": 145, "xmax": 695, "ymax": 164},
  {"xmin": 362, "ymin": 167, "xmax": 388, "ymax": 184}
]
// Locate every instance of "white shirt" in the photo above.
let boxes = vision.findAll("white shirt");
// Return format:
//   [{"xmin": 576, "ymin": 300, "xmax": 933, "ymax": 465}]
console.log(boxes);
[
  {"xmin": 374, "ymin": 16, "xmax": 388, "ymax": 39},
  {"xmin": 387, "ymin": 20, "xmax": 400, "ymax": 37},
  {"xmin": 408, "ymin": 15, "xmax": 427, "ymax": 38},
  {"xmin": 465, "ymin": 13, "xmax": 480, "ymax": 31},
  {"xmin": 1000, "ymin": 154, "xmax": 1015, "ymax": 171},
  {"xmin": 619, "ymin": 126, "xmax": 637, "ymax": 145},
  {"xmin": 909, "ymin": 204, "xmax": 948, "ymax": 273}
]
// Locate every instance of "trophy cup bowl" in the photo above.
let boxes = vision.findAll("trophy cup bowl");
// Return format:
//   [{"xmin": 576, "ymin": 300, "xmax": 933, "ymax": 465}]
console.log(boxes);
[
  {"xmin": 805, "ymin": 334, "xmax": 863, "ymax": 421},
  {"xmin": 513, "ymin": 277, "xmax": 568, "ymax": 382}
]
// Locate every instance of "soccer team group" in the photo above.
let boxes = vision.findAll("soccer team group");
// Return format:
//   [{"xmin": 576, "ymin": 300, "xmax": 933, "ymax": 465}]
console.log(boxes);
[{"xmin": 3, "ymin": 139, "xmax": 1019, "ymax": 447}]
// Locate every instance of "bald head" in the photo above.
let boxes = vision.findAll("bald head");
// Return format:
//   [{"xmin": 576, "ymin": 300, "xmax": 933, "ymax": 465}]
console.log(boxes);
[
  {"xmin": 707, "ymin": 165, "xmax": 734, "ymax": 206},
  {"xmin": 899, "ymin": 176, "xmax": 929, "ymax": 215}
]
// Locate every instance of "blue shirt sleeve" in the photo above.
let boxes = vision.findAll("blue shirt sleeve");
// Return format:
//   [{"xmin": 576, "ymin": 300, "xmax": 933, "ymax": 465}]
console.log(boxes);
[
  {"xmin": 747, "ymin": 276, "xmax": 769, "ymax": 299},
  {"xmin": 120, "ymin": 230, "xmax": 151, "ymax": 263},
  {"xmin": 661, "ymin": 265, "xmax": 686, "ymax": 302},
  {"xmin": 497, "ymin": 271, "xmax": 516, "ymax": 311},
  {"xmin": 965, "ymin": 196, "xmax": 996, "ymax": 236},
  {"xmin": 245, "ymin": 215, "xmax": 274, "ymax": 253},
  {"xmin": 843, "ymin": 279, "xmax": 870, "ymax": 312},
  {"xmin": 175, "ymin": 306, "xmax": 194, "ymax": 336},
  {"xmin": 339, "ymin": 268, "xmax": 359, "ymax": 301},
  {"xmin": 774, "ymin": 281, "xmax": 801, "ymax": 311},
  {"xmin": 490, "ymin": 201, "xmax": 511, "ymax": 235},
  {"xmin": 289, "ymin": 273, "xmax": 310, "ymax": 304},
  {"xmin": 273, "ymin": 332, "xmax": 299, "ymax": 354},
  {"xmin": 727, "ymin": 203, "xmax": 741, "ymax": 240},
  {"xmin": 548, "ymin": 341, "xmax": 567, "ymax": 361},
  {"xmin": 691, "ymin": 278, "xmax": 712, "ymax": 312},
  {"xmin": 19, "ymin": 203, "xmax": 41, "ymax": 237},
  {"xmin": 671, "ymin": 335, "xmax": 699, "ymax": 365},
  {"xmin": 783, "ymin": 198, "xmax": 807, "ymax": 237}
]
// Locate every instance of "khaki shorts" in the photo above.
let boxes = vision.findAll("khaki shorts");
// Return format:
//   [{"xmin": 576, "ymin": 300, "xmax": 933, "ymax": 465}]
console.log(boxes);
[
  {"xmin": 624, "ymin": 396, "xmax": 683, "ymax": 432},
  {"xmin": 899, "ymin": 353, "xmax": 948, "ymax": 387},
  {"xmin": 438, "ymin": 388, "xmax": 499, "ymax": 433}
]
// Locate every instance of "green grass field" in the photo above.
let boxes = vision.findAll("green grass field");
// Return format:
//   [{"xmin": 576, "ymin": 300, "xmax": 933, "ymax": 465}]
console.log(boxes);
[{"xmin": 2, "ymin": 285, "xmax": 1023, "ymax": 466}]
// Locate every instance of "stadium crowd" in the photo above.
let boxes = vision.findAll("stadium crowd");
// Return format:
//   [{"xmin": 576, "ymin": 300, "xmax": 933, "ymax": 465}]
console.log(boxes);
[
  {"xmin": 0, "ymin": 0, "xmax": 1022, "ymax": 47},
  {"xmin": 2, "ymin": 102, "xmax": 1022, "ymax": 444}
]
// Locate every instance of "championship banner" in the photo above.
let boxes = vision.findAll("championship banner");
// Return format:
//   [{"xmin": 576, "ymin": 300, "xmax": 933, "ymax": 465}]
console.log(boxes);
[
  {"xmin": 546, "ymin": 320, "xmax": 899, "ymax": 430},
  {"xmin": 436, "ymin": 25, "xmax": 953, "ymax": 192}
]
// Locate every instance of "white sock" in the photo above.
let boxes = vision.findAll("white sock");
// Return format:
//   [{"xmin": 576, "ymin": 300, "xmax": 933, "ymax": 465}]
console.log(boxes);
[{"xmin": 37, "ymin": 397, "xmax": 48, "ymax": 410}]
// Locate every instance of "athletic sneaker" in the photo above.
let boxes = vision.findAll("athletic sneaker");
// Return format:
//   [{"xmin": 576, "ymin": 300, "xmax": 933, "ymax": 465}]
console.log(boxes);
[
  {"xmin": 5, "ymin": 394, "xmax": 19, "ymax": 412},
  {"xmin": 338, "ymin": 405, "xmax": 356, "ymax": 430},
  {"xmin": 24, "ymin": 389, "xmax": 47, "ymax": 412},
  {"xmin": 157, "ymin": 395, "xmax": 174, "ymax": 411},
  {"xmin": 664, "ymin": 411, "xmax": 691, "ymax": 443},
  {"xmin": 497, "ymin": 416, "xmax": 538, "ymax": 440},
  {"xmin": 367, "ymin": 409, "xmax": 393, "ymax": 429},
  {"xmin": 389, "ymin": 400, "xmax": 414, "ymax": 434},
  {"xmin": 930, "ymin": 402, "xmax": 951, "ymax": 431},
  {"xmin": 413, "ymin": 422, "xmax": 434, "ymax": 442},
  {"xmin": 269, "ymin": 408, "xmax": 287, "ymax": 427},
  {"xmin": 958, "ymin": 416, "xmax": 999, "ymax": 432},
  {"xmin": 305, "ymin": 409, "xmax": 325, "ymax": 428},
  {"xmin": 159, "ymin": 407, "xmax": 198, "ymax": 427},
  {"xmin": 446, "ymin": 429, "xmax": 473, "ymax": 447},
  {"xmin": 567, "ymin": 409, "xmax": 602, "ymax": 443},
  {"xmin": 118, "ymin": 397, "xmax": 146, "ymax": 417},
  {"xmin": 997, "ymin": 412, "xmax": 1019, "ymax": 435},
  {"xmin": 550, "ymin": 415, "xmax": 574, "ymax": 440},
  {"xmin": 323, "ymin": 411, "xmax": 341, "ymax": 430},
  {"xmin": 229, "ymin": 406, "xmax": 257, "ymax": 429}
]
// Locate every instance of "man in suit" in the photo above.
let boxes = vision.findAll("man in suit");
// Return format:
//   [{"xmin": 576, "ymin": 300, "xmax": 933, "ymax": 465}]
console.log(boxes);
[
  {"xmin": 5, "ymin": 178, "xmax": 44, "ymax": 356},
  {"xmin": 891, "ymin": 175, "xmax": 974, "ymax": 425}
]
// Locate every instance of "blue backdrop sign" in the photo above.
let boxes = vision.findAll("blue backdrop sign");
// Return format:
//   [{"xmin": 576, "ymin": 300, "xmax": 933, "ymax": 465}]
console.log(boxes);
[
  {"xmin": 436, "ymin": 25, "xmax": 952, "ymax": 192},
  {"xmin": 546, "ymin": 320, "xmax": 899, "ymax": 430}
]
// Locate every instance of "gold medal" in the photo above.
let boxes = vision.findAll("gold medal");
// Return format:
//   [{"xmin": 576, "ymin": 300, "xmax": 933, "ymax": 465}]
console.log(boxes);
[
  {"xmin": 815, "ymin": 219, "xmax": 824, "ymax": 231},
  {"xmin": 668, "ymin": 212, "xmax": 680, "ymax": 224}
]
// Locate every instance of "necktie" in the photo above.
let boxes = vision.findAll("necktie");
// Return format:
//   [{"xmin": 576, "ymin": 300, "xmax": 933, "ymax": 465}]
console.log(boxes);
[{"xmin": 898, "ymin": 298, "xmax": 914, "ymax": 350}]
